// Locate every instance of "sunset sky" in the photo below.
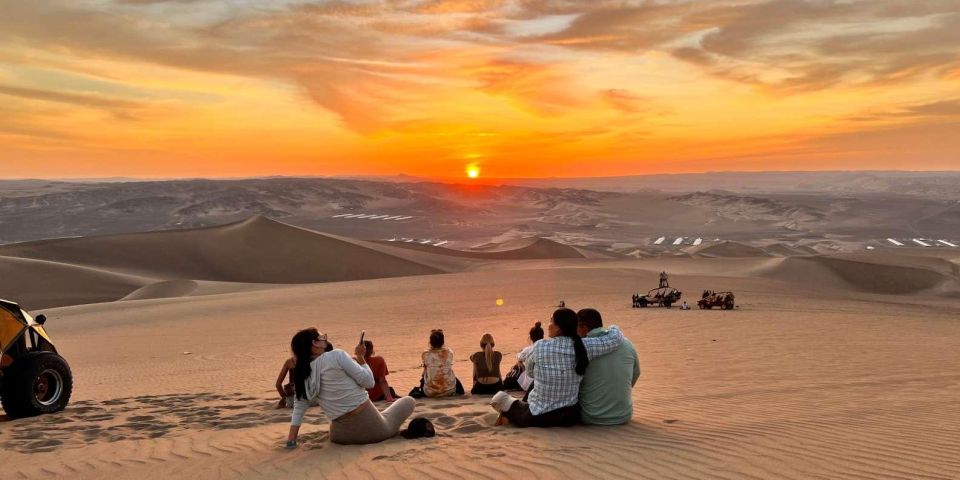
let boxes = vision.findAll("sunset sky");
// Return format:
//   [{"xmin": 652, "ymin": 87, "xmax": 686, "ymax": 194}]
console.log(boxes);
[{"xmin": 1, "ymin": 0, "xmax": 958, "ymax": 179}]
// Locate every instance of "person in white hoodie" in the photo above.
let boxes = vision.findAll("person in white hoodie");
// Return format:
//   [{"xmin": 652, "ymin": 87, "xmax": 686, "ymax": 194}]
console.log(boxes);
[{"xmin": 286, "ymin": 328, "xmax": 415, "ymax": 447}]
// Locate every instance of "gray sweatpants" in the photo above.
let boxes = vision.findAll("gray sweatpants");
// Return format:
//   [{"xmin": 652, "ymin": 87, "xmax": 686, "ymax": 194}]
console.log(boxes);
[{"xmin": 330, "ymin": 396, "xmax": 416, "ymax": 445}]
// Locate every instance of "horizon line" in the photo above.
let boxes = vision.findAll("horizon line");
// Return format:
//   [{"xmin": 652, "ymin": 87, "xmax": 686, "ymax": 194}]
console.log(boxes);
[{"xmin": 3, "ymin": 168, "xmax": 960, "ymax": 183}]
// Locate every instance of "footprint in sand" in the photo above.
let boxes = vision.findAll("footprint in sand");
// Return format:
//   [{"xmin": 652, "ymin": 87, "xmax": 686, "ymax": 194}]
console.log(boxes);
[
  {"xmin": 299, "ymin": 431, "xmax": 330, "ymax": 450},
  {"xmin": 0, "ymin": 392, "xmax": 279, "ymax": 453},
  {"xmin": 451, "ymin": 420, "xmax": 485, "ymax": 434}
]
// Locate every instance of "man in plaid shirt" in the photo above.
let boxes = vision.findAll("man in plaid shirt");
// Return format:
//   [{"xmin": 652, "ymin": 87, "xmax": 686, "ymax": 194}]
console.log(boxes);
[{"xmin": 490, "ymin": 308, "xmax": 624, "ymax": 427}]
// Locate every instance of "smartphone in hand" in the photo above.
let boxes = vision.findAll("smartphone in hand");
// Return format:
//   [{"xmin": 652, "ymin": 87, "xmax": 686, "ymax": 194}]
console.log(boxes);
[{"xmin": 359, "ymin": 330, "xmax": 365, "ymax": 346}]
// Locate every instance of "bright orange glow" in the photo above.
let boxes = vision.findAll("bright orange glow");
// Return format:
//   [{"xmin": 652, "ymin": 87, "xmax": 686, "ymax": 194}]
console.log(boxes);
[
  {"xmin": 0, "ymin": 2, "xmax": 957, "ymax": 178},
  {"xmin": 466, "ymin": 164, "xmax": 480, "ymax": 179}
]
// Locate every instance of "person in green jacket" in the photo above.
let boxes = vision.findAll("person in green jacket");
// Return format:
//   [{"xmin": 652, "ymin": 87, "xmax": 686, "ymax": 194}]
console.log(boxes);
[{"xmin": 576, "ymin": 308, "xmax": 641, "ymax": 425}]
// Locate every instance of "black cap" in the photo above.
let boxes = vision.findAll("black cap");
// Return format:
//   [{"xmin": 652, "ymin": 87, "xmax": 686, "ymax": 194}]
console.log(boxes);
[{"xmin": 400, "ymin": 417, "xmax": 435, "ymax": 439}]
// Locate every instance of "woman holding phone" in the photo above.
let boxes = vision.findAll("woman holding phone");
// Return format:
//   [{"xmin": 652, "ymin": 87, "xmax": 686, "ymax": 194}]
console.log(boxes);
[{"xmin": 286, "ymin": 328, "xmax": 416, "ymax": 447}]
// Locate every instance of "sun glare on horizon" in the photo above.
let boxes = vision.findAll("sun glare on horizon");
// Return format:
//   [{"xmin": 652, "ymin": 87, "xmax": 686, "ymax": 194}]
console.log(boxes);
[{"xmin": 466, "ymin": 164, "xmax": 480, "ymax": 179}]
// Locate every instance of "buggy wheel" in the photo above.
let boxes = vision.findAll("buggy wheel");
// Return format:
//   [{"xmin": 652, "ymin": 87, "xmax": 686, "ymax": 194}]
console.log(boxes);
[
  {"xmin": 638, "ymin": 298, "xmax": 648, "ymax": 308},
  {"xmin": 663, "ymin": 301, "xmax": 672, "ymax": 308},
  {"xmin": 1, "ymin": 352, "xmax": 73, "ymax": 418}
]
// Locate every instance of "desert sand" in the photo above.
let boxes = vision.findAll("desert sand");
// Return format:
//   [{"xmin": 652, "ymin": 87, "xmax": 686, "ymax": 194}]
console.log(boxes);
[{"xmin": 2, "ymin": 217, "xmax": 959, "ymax": 479}]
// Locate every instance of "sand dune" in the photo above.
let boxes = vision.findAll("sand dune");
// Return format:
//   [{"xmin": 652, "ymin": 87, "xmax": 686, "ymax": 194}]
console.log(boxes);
[
  {"xmin": 0, "ymin": 255, "xmax": 149, "ymax": 309},
  {"xmin": 764, "ymin": 255, "xmax": 958, "ymax": 295},
  {"xmin": 384, "ymin": 236, "xmax": 586, "ymax": 261},
  {"xmin": 2, "ymin": 264, "xmax": 958, "ymax": 480},
  {"xmin": 689, "ymin": 240, "xmax": 772, "ymax": 258},
  {"xmin": 469, "ymin": 237, "xmax": 586, "ymax": 259},
  {"xmin": 120, "ymin": 279, "xmax": 200, "ymax": 301},
  {"xmin": 0, "ymin": 216, "xmax": 444, "ymax": 284},
  {"xmin": 762, "ymin": 242, "xmax": 818, "ymax": 257}
]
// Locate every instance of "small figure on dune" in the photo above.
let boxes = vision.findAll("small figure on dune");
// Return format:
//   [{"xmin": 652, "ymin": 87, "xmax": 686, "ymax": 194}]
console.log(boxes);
[
  {"xmin": 363, "ymin": 340, "xmax": 398, "ymax": 402},
  {"xmin": 470, "ymin": 333, "xmax": 504, "ymax": 395},
  {"xmin": 410, "ymin": 329, "xmax": 465, "ymax": 398},
  {"xmin": 659, "ymin": 271, "xmax": 669, "ymax": 288},
  {"xmin": 558, "ymin": 300, "xmax": 566, "ymax": 308}
]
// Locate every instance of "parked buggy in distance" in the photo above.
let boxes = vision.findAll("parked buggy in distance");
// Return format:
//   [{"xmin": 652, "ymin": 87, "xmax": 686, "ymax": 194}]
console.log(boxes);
[
  {"xmin": 0, "ymin": 299, "xmax": 73, "ymax": 418},
  {"xmin": 633, "ymin": 287, "xmax": 683, "ymax": 308},
  {"xmin": 698, "ymin": 290, "xmax": 735, "ymax": 310}
]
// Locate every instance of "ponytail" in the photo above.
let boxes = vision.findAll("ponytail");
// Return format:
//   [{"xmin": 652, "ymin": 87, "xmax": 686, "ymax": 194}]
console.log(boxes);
[
  {"xmin": 551, "ymin": 308, "xmax": 588, "ymax": 375},
  {"xmin": 290, "ymin": 328, "xmax": 320, "ymax": 400},
  {"xmin": 480, "ymin": 333, "xmax": 495, "ymax": 372},
  {"xmin": 571, "ymin": 336, "xmax": 588, "ymax": 375}
]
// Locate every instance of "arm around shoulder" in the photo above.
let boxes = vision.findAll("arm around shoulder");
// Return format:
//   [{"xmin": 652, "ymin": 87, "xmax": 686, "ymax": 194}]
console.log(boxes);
[{"xmin": 583, "ymin": 325, "xmax": 624, "ymax": 359}]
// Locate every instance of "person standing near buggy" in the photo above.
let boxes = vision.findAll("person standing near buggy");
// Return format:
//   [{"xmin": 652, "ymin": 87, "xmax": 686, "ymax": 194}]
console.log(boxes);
[{"xmin": 659, "ymin": 271, "xmax": 669, "ymax": 288}]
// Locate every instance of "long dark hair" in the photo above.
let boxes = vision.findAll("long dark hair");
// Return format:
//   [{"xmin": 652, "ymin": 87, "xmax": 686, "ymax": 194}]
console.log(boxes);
[
  {"xmin": 291, "ymin": 328, "xmax": 320, "ymax": 400},
  {"xmin": 552, "ymin": 308, "xmax": 589, "ymax": 375}
]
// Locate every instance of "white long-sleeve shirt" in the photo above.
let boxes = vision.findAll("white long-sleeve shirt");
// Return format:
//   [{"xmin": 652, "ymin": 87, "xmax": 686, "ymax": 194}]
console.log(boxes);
[{"xmin": 291, "ymin": 349, "xmax": 375, "ymax": 426}]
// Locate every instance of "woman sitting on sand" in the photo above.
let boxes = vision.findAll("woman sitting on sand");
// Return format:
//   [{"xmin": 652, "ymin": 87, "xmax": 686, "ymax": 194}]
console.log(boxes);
[
  {"xmin": 275, "ymin": 339, "xmax": 332, "ymax": 408},
  {"xmin": 516, "ymin": 321, "xmax": 544, "ymax": 395},
  {"xmin": 274, "ymin": 356, "xmax": 297, "ymax": 409},
  {"xmin": 419, "ymin": 329, "xmax": 465, "ymax": 397},
  {"xmin": 286, "ymin": 328, "xmax": 416, "ymax": 447},
  {"xmin": 469, "ymin": 333, "xmax": 504, "ymax": 395},
  {"xmin": 489, "ymin": 308, "xmax": 624, "ymax": 428},
  {"xmin": 363, "ymin": 340, "xmax": 398, "ymax": 402}
]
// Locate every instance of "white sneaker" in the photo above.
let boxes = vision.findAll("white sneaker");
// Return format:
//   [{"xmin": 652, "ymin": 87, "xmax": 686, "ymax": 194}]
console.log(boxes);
[{"xmin": 489, "ymin": 391, "xmax": 516, "ymax": 413}]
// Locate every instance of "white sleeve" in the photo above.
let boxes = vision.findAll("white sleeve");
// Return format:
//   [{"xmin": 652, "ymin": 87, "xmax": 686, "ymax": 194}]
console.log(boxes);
[
  {"xmin": 291, "ymin": 397, "xmax": 309, "ymax": 427},
  {"xmin": 338, "ymin": 350, "xmax": 375, "ymax": 389},
  {"xmin": 291, "ymin": 355, "xmax": 325, "ymax": 426}
]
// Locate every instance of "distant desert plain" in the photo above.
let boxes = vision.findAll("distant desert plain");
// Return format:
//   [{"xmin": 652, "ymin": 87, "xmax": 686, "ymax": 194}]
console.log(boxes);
[{"xmin": 1, "ymin": 172, "xmax": 959, "ymax": 479}]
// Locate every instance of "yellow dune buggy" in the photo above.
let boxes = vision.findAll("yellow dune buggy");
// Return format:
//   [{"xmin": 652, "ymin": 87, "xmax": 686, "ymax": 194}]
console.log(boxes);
[{"xmin": 0, "ymin": 299, "xmax": 73, "ymax": 418}]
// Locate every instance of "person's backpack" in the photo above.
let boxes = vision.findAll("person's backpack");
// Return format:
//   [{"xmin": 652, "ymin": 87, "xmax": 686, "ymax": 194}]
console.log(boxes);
[{"xmin": 503, "ymin": 361, "xmax": 524, "ymax": 390}]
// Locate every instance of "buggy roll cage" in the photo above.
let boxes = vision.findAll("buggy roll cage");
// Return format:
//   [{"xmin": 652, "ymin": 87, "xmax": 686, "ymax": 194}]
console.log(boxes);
[{"xmin": 0, "ymin": 299, "xmax": 57, "ymax": 358}]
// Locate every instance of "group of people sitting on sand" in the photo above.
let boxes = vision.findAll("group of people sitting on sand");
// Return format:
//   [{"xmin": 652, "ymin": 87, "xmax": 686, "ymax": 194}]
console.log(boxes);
[{"xmin": 277, "ymin": 307, "xmax": 641, "ymax": 447}]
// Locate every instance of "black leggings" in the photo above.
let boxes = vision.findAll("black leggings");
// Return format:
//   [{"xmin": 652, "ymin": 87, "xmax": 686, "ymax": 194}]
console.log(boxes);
[
  {"xmin": 471, "ymin": 380, "xmax": 504, "ymax": 395},
  {"xmin": 413, "ymin": 377, "xmax": 465, "ymax": 397},
  {"xmin": 503, "ymin": 401, "xmax": 580, "ymax": 428}
]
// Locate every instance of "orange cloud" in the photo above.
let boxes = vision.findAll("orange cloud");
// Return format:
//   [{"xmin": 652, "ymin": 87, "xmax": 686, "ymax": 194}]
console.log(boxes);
[{"xmin": 0, "ymin": 0, "xmax": 958, "ymax": 178}]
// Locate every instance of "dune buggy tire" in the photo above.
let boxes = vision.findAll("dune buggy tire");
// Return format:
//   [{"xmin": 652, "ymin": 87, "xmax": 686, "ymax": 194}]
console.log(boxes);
[
  {"xmin": 663, "ymin": 301, "xmax": 672, "ymax": 308},
  {"xmin": 638, "ymin": 298, "xmax": 648, "ymax": 308},
  {"xmin": 1, "ymin": 352, "xmax": 73, "ymax": 418}
]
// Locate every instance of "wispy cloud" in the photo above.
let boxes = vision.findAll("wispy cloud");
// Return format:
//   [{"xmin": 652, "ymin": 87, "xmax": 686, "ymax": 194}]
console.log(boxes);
[{"xmin": 0, "ymin": 0, "xmax": 957, "ymax": 176}]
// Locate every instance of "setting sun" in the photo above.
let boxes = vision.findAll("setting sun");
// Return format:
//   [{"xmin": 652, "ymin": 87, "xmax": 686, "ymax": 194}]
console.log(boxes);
[{"xmin": 466, "ymin": 164, "xmax": 480, "ymax": 179}]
